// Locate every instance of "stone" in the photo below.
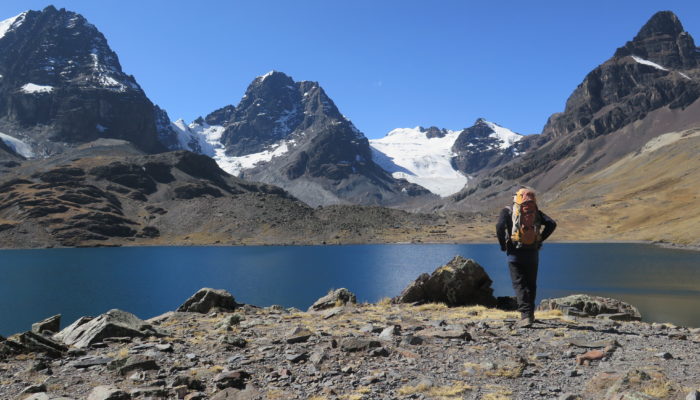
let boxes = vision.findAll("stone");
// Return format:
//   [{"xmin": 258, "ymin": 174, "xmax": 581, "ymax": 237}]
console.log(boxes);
[
  {"xmin": 285, "ymin": 326, "xmax": 313, "ymax": 344},
  {"xmin": 20, "ymin": 384, "xmax": 47, "ymax": 394},
  {"xmin": 31, "ymin": 314, "xmax": 61, "ymax": 334},
  {"xmin": 87, "ymin": 385, "xmax": 130, "ymax": 400},
  {"xmin": 8, "ymin": 331, "xmax": 67, "ymax": 358},
  {"xmin": 655, "ymin": 352, "xmax": 673, "ymax": 360},
  {"xmin": 340, "ymin": 338, "xmax": 381, "ymax": 352},
  {"xmin": 309, "ymin": 351, "xmax": 327, "ymax": 365},
  {"xmin": 596, "ymin": 313, "xmax": 640, "ymax": 321},
  {"xmin": 55, "ymin": 310, "xmax": 158, "ymax": 348},
  {"xmin": 686, "ymin": 390, "xmax": 700, "ymax": 400},
  {"xmin": 538, "ymin": 294, "xmax": 641, "ymax": 320},
  {"xmin": 213, "ymin": 370, "xmax": 250, "ymax": 390},
  {"xmin": 218, "ymin": 335, "xmax": 247, "ymax": 349},
  {"xmin": 22, "ymin": 394, "xmax": 50, "ymax": 400},
  {"xmin": 308, "ymin": 288, "xmax": 357, "ymax": 312},
  {"xmin": 285, "ymin": 352, "xmax": 308, "ymax": 363},
  {"xmin": 155, "ymin": 343, "xmax": 173, "ymax": 352},
  {"xmin": 71, "ymin": 356, "xmax": 113, "ymax": 368},
  {"xmin": 129, "ymin": 386, "xmax": 167, "ymax": 397},
  {"xmin": 185, "ymin": 393, "xmax": 207, "ymax": 400},
  {"xmin": 177, "ymin": 288, "xmax": 237, "ymax": 313},
  {"xmin": 210, "ymin": 387, "xmax": 260, "ymax": 400},
  {"xmin": 400, "ymin": 334, "xmax": 424, "ymax": 346},
  {"xmin": 111, "ymin": 355, "xmax": 159, "ymax": 376},
  {"xmin": 216, "ymin": 314, "xmax": 243, "ymax": 329},
  {"xmin": 393, "ymin": 256, "xmax": 496, "ymax": 306},
  {"xmin": 369, "ymin": 347, "xmax": 390, "ymax": 357},
  {"xmin": 378, "ymin": 325, "xmax": 401, "ymax": 341},
  {"xmin": 567, "ymin": 338, "xmax": 619, "ymax": 349}
]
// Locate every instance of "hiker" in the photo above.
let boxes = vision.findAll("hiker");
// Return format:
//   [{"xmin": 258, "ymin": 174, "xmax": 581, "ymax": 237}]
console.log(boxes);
[{"xmin": 496, "ymin": 187, "xmax": 556, "ymax": 327}]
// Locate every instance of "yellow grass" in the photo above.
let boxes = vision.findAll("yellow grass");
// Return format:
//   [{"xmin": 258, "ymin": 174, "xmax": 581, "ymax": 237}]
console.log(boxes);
[{"xmin": 397, "ymin": 382, "xmax": 472, "ymax": 398}]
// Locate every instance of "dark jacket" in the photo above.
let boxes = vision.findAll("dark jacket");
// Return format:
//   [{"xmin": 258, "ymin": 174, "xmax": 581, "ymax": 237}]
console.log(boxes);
[{"xmin": 496, "ymin": 207, "xmax": 556, "ymax": 261}]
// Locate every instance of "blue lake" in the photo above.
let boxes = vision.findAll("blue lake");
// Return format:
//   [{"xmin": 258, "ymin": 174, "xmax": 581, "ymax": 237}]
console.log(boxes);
[{"xmin": 1, "ymin": 243, "xmax": 699, "ymax": 336}]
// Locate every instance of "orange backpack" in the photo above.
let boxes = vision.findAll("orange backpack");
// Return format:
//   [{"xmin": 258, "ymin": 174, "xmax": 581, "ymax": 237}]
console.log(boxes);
[{"xmin": 511, "ymin": 188, "xmax": 541, "ymax": 248}]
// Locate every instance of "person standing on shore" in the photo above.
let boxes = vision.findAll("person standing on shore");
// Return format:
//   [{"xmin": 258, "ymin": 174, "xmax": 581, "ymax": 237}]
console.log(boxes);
[{"xmin": 496, "ymin": 187, "xmax": 556, "ymax": 328}]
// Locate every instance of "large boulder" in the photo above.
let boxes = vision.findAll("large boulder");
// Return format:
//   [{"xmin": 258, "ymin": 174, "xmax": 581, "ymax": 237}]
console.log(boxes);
[
  {"xmin": 394, "ymin": 256, "xmax": 496, "ymax": 307},
  {"xmin": 177, "ymin": 288, "xmax": 237, "ymax": 313},
  {"xmin": 537, "ymin": 294, "xmax": 642, "ymax": 321},
  {"xmin": 308, "ymin": 288, "xmax": 357, "ymax": 312},
  {"xmin": 55, "ymin": 310, "xmax": 158, "ymax": 348},
  {"xmin": 31, "ymin": 314, "xmax": 61, "ymax": 334}
]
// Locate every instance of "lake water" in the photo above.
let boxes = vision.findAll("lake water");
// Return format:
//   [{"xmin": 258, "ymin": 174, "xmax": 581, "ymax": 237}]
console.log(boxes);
[{"xmin": 1, "ymin": 243, "xmax": 699, "ymax": 336}]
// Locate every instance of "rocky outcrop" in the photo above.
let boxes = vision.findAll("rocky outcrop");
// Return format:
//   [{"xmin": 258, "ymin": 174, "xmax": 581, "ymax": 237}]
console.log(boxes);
[
  {"xmin": 538, "ymin": 294, "xmax": 642, "ymax": 321},
  {"xmin": 308, "ymin": 288, "xmax": 357, "ymax": 312},
  {"xmin": 177, "ymin": 288, "xmax": 237, "ymax": 313},
  {"xmin": 394, "ymin": 256, "xmax": 496, "ymax": 307},
  {"xmin": 31, "ymin": 314, "xmax": 61, "ymax": 334},
  {"xmin": 55, "ymin": 309, "xmax": 158, "ymax": 348}
]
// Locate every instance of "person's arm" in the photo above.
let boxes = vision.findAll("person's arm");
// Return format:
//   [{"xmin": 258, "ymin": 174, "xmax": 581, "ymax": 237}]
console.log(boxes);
[
  {"xmin": 539, "ymin": 211, "xmax": 557, "ymax": 242},
  {"xmin": 495, "ymin": 207, "xmax": 510, "ymax": 251}
]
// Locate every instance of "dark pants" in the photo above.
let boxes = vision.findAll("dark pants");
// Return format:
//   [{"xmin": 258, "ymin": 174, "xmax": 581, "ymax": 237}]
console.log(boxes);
[{"xmin": 508, "ymin": 260, "xmax": 538, "ymax": 317}]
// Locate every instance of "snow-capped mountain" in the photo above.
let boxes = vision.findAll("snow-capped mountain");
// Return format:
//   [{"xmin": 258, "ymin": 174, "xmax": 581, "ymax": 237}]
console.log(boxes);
[
  {"xmin": 174, "ymin": 71, "xmax": 432, "ymax": 206},
  {"xmin": 369, "ymin": 120, "xmax": 523, "ymax": 197},
  {"xmin": 0, "ymin": 6, "xmax": 165, "ymax": 156}
]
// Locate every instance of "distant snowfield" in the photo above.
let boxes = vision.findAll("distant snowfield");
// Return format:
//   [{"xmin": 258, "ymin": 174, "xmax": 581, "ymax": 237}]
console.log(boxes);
[
  {"xmin": 370, "ymin": 122, "xmax": 522, "ymax": 197},
  {"xmin": 370, "ymin": 127, "xmax": 467, "ymax": 197},
  {"xmin": 0, "ymin": 132, "xmax": 33, "ymax": 158}
]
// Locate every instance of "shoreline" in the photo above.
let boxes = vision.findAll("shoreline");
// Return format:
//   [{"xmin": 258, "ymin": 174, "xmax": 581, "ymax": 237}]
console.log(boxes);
[{"xmin": 1, "ymin": 239, "xmax": 698, "ymax": 252}]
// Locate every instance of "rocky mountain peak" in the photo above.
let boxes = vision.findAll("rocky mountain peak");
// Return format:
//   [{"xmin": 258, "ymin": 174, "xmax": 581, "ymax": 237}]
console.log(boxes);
[
  {"xmin": 614, "ymin": 11, "xmax": 698, "ymax": 69},
  {"xmin": 419, "ymin": 126, "xmax": 449, "ymax": 138},
  {"xmin": 0, "ymin": 7, "xmax": 164, "ymax": 155},
  {"xmin": 634, "ymin": 11, "xmax": 684, "ymax": 40}
]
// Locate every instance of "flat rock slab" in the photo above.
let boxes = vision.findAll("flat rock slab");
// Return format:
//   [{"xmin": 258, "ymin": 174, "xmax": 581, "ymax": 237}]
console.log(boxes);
[
  {"xmin": 567, "ymin": 338, "xmax": 619, "ymax": 348},
  {"xmin": 340, "ymin": 338, "xmax": 381, "ymax": 352},
  {"xmin": 72, "ymin": 356, "xmax": 114, "ymax": 368},
  {"xmin": 31, "ymin": 314, "xmax": 61, "ymax": 334},
  {"xmin": 56, "ymin": 309, "xmax": 157, "ymax": 348}
]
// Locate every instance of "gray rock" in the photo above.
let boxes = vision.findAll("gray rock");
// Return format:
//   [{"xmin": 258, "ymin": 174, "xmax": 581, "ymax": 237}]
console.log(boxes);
[
  {"xmin": 538, "ymin": 294, "xmax": 641, "ymax": 320},
  {"xmin": 285, "ymin": 352, "xmax": 308, "ymax": 363},
  {"xmin": 111, "ymin": 355, "xmax": 159, "ymax": 376},
  {"xmin": 20, "ymin": 383, "xmax": 47, "ymax": 394},
  {"xmin": 210, "ymin": 387, "xmax": 260, "ymax": 400},
  {"xmin": 687, "ymin": 390, "xmax": 700, "ymax": 400},
  {"xmin": 31, "ymin": 314, "xmax": 61, "ymax": 334},
  {"xmin": 216, "ymin": 314, "xmax": 243, "ymax": 329},
  {"xmin": 8, "ymin": 331, "xmax": 67, "ymax": 358},
  {"xmin": 369, "ymin": 347, "xmax": 390, "ymax": 357},
  {"xmin": 55, "ymin": 310, "xmax": 158, "ymax": 348},
  {"xmin": 213, "ymin": 370, "xmax": 249, "ymax": 390},
  {"xmin": 378, "ymin": 325, "xmax": 401, "ymax": 341},
  {"xmin": 72, "ymin": 356, "xmax": 113, "ymax": 368},
  {"xmin": 340, "ymin": 338, "xmax": 381, "ymax": 352},
  {"xmin": 393, "ymin": 256, "xmax": 496, "ymax": 306},
  {"xmin": 655, "ymin": 352, "xmax": 673, "ymax": 360},
  {"xmin": 177, "ymin": 288, "xmax": 237, "ymax": 313},
  {"xmin": 400, "ymin": 334, "xmax": 424, "ymax": 346},
  {"xmin": 22, "ymin": 394, "xmax": 50, "ymax": 400},
  {"xmin": 286, "ymin": 326, "xmax": 313, "ymax": 344},
  {"xmin": 86, "ymin": 385, "xmax": 130, "ymax": 400},
  {"xmin": 308, "ymin": 288, "xmax": 357, "ymax": 312},
  {"xmin": 418, "ymin": 328, "xmax": 472, "ymax": 341}
]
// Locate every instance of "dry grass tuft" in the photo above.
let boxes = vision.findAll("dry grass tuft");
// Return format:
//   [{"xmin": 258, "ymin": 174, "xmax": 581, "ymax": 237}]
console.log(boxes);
[
  {"xmin": 642, "ymin": 379, "xmax": 673, "ymax": 398},
  {"xmin": 534, "ymin": 309, "xmax": 563, "ymax": 319},
  {"xmin": 397, "ymin": 382, "xmax": 472, "ymax": 398}
]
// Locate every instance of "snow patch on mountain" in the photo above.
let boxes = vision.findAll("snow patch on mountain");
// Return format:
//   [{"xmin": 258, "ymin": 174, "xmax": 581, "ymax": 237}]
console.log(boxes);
[
  {"xmin": 168, "ymin": 119, "xmax": 214, "ymax": 155},
  {"xmin": 0, "ymin": 11, "xmax": 26, "ymax": 41},
  {"xmin": 631, "ymin": 55, "xmax": 669, "ymax": 71},
  {"xmin": 482, "ymin": 120, "xmax": 523, "ymax": 149},
  {"xmin": 0, "ymin": 132, "xmax": 33, "ymax": 158},
  {"xmin": 370, "ymin": 127, "xmax": 467, "ymax": 196},
  {"xmin": 186, "ymin": 121, "xmax": 294, "ymax": 177},
  {"xmin": 20, "ymin": 83, "xmax": 54, "ymax": 94}
]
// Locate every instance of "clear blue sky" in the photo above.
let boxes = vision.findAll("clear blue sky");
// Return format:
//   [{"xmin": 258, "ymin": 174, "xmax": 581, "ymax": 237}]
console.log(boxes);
[{"xmin": 1, "ymin": 1, "xmax": 699, "ymax": 138}]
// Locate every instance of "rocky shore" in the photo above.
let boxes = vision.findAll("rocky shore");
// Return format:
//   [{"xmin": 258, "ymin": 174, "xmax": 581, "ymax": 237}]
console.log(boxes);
[{"xmin": 2, "ymin": 258, "xmax": 699, "ymax": 400}]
